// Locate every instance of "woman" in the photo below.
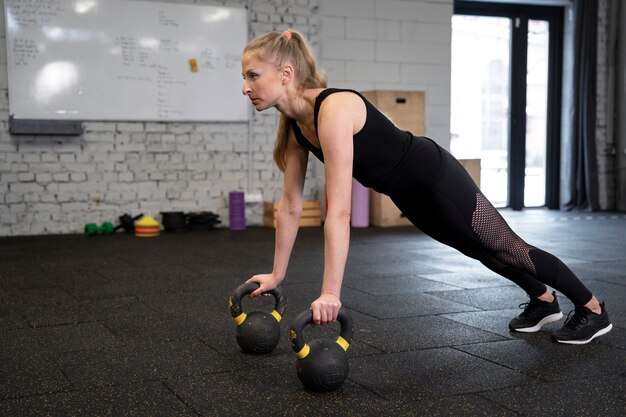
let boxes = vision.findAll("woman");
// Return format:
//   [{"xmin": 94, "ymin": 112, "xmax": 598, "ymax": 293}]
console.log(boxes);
[{"xmin": 241, "ymin": 29, "xmax": 612, "ymax": 345}]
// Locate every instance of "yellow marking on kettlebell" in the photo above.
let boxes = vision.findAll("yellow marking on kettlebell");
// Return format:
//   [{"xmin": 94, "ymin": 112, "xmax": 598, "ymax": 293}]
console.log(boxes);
[
  {"xmin": 271, "ymin": 309, "xmax": 282, "ymax": 322},
  {"xmin": 233, "ymin": 312, "xmax": 247, "ymax": 326},
  {"xmin": 228, "ymin": 297, "xmax": 233, "ymax": 307},
  {"xmin": 336, "ymin": 336, "xmax": 350, "ymax": 351},
  {"xmin": 295, "ymin": 343, "xmax": 310, "ymax": 359}
]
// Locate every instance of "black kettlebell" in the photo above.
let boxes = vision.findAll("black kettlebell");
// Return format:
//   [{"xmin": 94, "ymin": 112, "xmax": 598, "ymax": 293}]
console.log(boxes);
[
  {"xmin": 228, "ymin": 282, "xmax": 287, "ymax": 354},
  {"xmin": 290, "ymin": 307, "xmax": 354, "ymax": 392}
]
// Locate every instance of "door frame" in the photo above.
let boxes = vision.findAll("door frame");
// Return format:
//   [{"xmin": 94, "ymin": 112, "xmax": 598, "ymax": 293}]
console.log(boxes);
[{"xmin": 454, "ymin": 1, "xmax": 564, "ymax": 209}]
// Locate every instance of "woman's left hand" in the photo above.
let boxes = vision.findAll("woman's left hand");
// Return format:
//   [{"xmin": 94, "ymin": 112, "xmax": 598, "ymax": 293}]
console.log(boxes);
[{"xmin": 310, "ymin": 293, "xmax": 342, "ymax": 325}]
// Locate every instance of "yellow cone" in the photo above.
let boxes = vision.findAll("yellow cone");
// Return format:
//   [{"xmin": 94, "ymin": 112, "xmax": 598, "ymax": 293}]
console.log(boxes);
[{"xmin": 135, "ymin": 216, "xmax": 161, "ymax": 237}]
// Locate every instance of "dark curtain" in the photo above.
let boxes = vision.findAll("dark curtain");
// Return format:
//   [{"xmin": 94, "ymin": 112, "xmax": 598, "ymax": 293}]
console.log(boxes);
[{"xmin": 566, "ymin": 0, "xmax": 599, "ymax": 210}]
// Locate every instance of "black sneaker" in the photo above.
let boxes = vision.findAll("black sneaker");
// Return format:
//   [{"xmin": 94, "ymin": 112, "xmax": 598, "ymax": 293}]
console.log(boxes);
[
  {"xmin": 509, "ymin": 291, "xmax": 563, "ymax": 333},
  {"xmin": 552, "ymin": 302, "xmax": 613, "ymax": 345}
]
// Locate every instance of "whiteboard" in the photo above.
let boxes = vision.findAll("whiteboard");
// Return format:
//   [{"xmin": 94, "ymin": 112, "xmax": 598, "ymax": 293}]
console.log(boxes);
[{"xmin": 4, "ymin": 0, "xmax": 249, "ymax": 122}]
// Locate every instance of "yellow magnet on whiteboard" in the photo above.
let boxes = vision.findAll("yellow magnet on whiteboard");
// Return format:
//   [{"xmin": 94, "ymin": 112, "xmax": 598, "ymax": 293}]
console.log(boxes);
[{"xmin": 189, "ymin": 58, "xmax": 198, "ymax": 72}]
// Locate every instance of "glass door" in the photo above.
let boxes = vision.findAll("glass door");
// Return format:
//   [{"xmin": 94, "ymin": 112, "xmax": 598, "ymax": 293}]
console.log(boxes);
[
  {"xmin": 451, "ymin": 15, "xmax": 511, "ymax": 207},
  {"xmin": 524, "ymin": 19, "xmax": 549, "ymax": 207},
  {"xmin": 451, "ymin": 2, "xmax": 563, "ymax": 210}
]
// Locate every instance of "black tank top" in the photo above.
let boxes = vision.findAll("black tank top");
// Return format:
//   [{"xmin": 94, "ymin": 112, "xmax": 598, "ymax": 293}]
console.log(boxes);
[{"xmin": 290, "ymin": 88, "xmax": 445, "ymax": 195}]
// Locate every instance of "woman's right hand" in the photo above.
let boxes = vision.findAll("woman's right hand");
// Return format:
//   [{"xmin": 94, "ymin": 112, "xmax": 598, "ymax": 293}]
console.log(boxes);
[{"xmin": 245, "ymin": 273, "xmax": 282, "ymax": 297}]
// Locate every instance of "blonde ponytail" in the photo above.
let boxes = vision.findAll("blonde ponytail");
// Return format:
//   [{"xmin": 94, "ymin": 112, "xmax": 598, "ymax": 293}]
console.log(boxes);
[{"xmin": 244, "ymin": 30, "xmax": 327, "ymax": 171}]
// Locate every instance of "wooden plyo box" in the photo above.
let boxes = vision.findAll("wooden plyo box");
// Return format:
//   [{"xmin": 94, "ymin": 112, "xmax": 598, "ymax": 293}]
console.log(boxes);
[
  {"xmin": 362, "ymin": 90, "xmax": 425, "ymax": 227},
  {"xmin": 263, "ymin": 200, "xmax": 322, "ymax": 228},
  {"xmin": 458, "ymin": 158, "xmax": 481, "ymax": 187},
  {"xmin": 361, "ymin": 90, "xmax": 425, "ymax": 136},
  {"xmin": 369, "ymin": 190, "xmax": 412, "ymax": 227},
  {"xmin": 368, "ymin": 160, "xmax": 481, "ymax": 227}
]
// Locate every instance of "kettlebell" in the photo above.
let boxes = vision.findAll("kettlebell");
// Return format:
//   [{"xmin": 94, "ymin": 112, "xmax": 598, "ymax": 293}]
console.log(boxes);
[
  {"xmin": 228, "ymin": 282, "xmax": 287, "ymax": 354},
  {"xmin": 290, "ymin": 307, "xmax": 354, "ymax": 392}
]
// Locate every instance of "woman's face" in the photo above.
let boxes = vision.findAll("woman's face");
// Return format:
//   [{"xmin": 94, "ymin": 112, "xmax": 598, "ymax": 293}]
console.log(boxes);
[{"xmin": 241, "ymin": 51, "xmax": 283, "ymax": 111}]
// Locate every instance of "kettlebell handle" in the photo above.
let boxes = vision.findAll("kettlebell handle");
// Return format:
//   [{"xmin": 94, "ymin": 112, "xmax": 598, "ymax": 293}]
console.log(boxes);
[
  {"xmin": 229, "ymin": 282, "xmax": 287, "ymax": 325},
  {"xmin": 290, "ymin": 307, "xmax": 354, "ymax": 359}
]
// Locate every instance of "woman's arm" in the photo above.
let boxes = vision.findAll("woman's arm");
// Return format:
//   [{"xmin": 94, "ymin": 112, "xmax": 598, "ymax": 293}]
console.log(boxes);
[
  {"xmin": 247, "ymin": 128, "xmax": 308, "ymax": 296},
  {"xmin": 311, "ymin": 92, "xmax": 365, "ymax": 324}
]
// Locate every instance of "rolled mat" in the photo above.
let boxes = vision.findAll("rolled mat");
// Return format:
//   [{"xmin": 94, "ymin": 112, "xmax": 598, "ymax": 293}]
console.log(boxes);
[
  {"xmin": 229, "ymin": 191, "xmax": 245, "ymax": 231},
  {"xmin": 351, "ymin": 178, "xmax": 369, "ymax": 228}
]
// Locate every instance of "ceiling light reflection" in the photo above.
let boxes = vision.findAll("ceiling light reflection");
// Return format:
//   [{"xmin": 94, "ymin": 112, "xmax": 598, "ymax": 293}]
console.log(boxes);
[
  {"xmin": 34, "ymin": 61, "xmax": 79, "ymax": 104},
  {"xmin": 75, "ymin": 0, "xmax": 98, "ymax": 14}
]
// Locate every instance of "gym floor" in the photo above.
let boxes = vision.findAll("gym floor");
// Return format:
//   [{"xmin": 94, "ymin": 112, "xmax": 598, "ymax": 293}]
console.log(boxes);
[{"xmin": 1, "ymin": 209, "xmax": 625, "ymax": 416}]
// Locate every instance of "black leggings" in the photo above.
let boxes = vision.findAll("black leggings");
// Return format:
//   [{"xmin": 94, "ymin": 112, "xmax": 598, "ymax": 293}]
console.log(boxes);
[{"xmin": 390, "ymin": 142, "xmax": 593, "ymax": 307}]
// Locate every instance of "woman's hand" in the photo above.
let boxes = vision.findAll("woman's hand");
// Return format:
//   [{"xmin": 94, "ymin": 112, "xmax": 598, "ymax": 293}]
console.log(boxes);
[
  {"xmin": 310, "ymin": 293, "xmax": 342, "ymax": 325},
  {"xmin": 246, "ymin": 273, "xmax": 282, "ymax": 297}
]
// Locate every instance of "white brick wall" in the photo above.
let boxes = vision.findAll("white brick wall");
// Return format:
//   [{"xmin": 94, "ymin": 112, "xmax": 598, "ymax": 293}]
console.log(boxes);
[
  {"xmin": 0, "ymin": 0, "xmax": 319, "ymax": 236},
  {"xmin": 319, "ymin": 0, "xmax": 453, "ymax": 148},
  {"xmin": 0, "ymin": 0, "xmax": 621, "ymax": 236}
]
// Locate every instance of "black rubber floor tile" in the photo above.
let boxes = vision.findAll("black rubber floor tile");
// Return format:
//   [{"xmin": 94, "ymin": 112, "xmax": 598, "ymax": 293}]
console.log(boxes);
[
  {"xmin": 138, "ymin": 289, "xmax": 231, "ymax": 316},
  {"xmin": 278, "ymin": 262, "xmax": 326, "ymax": 284},
  {"xmin": 0, "ymin": 352, "xmax": 71, "ymax": 400},
  {"xmin": 0, "ymin": 291, "xmax": 27, "ymax": 330},
  {"xmin": 598, "ymin": 326, "xmax": 626, "ymax": 351},
  {"xmin": 0, "ymin": 265, "xmax": 59, "ymax": 290},
  {"xmin": 0, "ymin": 244, "xmax": 23, "ymax": 259},
  {"xmin": 406, "ymin": 250, "xmax": 485, "ymax": 272},
  {"xmin": 341, "ymin": 287, "xmax": 480, "ymax": 319},
  {"xmin": 183, "ymin": 261, "xmax": 267, "ymax": 284},
  {"xmin": 165, "ymin": 366, "xmax": 417, "ymax": 417},
  {"xmin": 0, "ymin": 307, "xmax": 27, "ymax": 330},
  {"xmin": 51, "ymin": 270, "xmax": 122, "ymax": 300},
  {"xmin": 281, "ymin": 281, "xmax": 343, "ymax": 309},
  {"xmin": 426, "ymin": 286, "xmax": 530, "ymax": 310},
  {"xmin": 95, "ymin": 265, "xmax": 208, "ymax": 297},
  {"xmin": 3, "ymin": 322, "xmax": 123, "ymax": 356},
  {"xmin": 442, "ymin": 308, "xmax": 564, "ymax": 339},
  {"xmin": 214, "ymin": 341, "xmax": 297, "ymax": 372},
  {"xmin": 571, "ymin": 262, "xmax": 626, "ymax": 285},
  {"xmin": 185, "ymin": 260, "xmax": 273, "ymax": 282},
  {"xmin": 106, "ymin": 308, "xmax": 238, "ymax": 347},
  {"xmin": 101, "ymin": 314, "xmax": 205, "ymax": 344},
  {"xmin": 7, "ymin": 286, "xmax": 84, "ymax": 327},
  {"xmin": 38, "ymin": 255, "xmax": 133, "ymax": 274},
  {"xmin": 456, "ymin": 339, "xmax": 626, "ymax": 382},
  {"xmin": 0, "ymin": 211, "xmax": 623, "ymax": 415},
  {"xmin": 83, "ymin": 296, "xmax": 155, "ymax": 321},
  {"xmin": 418, "ymin": 270, "xmax": 514, "ymax": 289},
  {"xmin": 396, "ymin": 393, "xmax": 521, "ymax": 416},
  {"xmin": 344, "ymin": 274, "xmax": 462, "ymax": 295},
  {"xmin": 347, "ymin": 248, "xmax": 438, "ymax": 267},
  {"xmin": 345, "ymin": 260, "xmax": 449, "ymax": 279},
  {"xmin": 56, "ymin": 340, "xmax": 232, "ymax": 388},
  {"xmin": 349, "ymin": 347, "xmax": 535, "ymax": 401},
  {"xmin": 480, "ymin": 374, "xmax": 626, "ymax": 417},
  {"xmin": 0, "ymin": 381, "xmax": 195, "ymax": 417},
  {"xmin": 355, "ymin": 315, "xmax": 507, "ymax": 352},
  {"xmin": 543, "ymin": 243, "xmax": 626, "ymax": 263}
]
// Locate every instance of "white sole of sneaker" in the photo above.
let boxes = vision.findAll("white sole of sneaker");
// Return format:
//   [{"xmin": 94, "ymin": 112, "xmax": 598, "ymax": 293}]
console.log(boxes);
[
  {"xmin": 553, "ymin": 323, "xmax": 613, "ymax": 345},
  {"xmin": 513, "ymin": 312, "xmax": 564, "ymax": 333}
]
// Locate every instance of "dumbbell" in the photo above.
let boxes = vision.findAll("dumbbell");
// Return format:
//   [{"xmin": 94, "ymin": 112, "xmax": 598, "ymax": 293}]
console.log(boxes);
[
  {"xmin": 84, "ymin": 222, "xmax": 115, "ymax": 236},
  {"xmin": 84, "ymin": 213, "xmax": 143, "ymax": 236},
  {"xmin": 117, "ymin": 213, "xmax": 144, "ymax": 233}
]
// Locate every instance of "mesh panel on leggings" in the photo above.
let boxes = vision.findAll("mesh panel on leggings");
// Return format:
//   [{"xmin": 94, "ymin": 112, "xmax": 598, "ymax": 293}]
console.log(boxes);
[{"xmin": 471, "ymin": 193, "xmax": 536, "ymax": 275}]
